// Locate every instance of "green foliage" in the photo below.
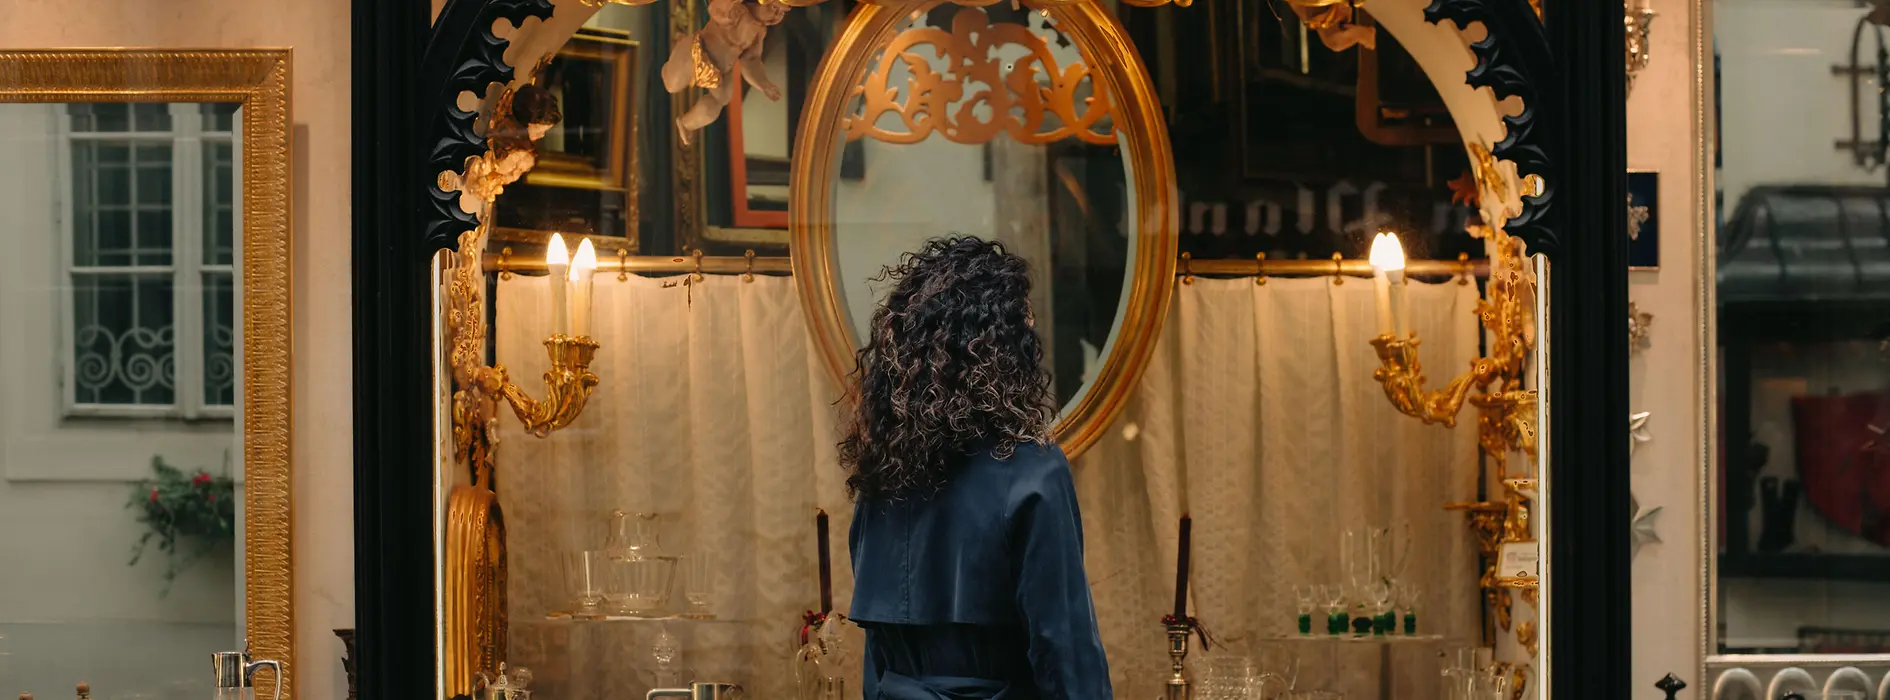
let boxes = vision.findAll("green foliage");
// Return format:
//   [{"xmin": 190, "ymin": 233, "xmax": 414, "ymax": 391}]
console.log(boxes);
[{"xmin": 126, "ymin": 455, "xmax": 236, "ymax": 595}]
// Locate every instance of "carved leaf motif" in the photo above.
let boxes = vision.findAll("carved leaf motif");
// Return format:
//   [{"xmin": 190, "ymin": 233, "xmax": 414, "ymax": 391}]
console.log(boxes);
[{"xmin": 844, "ymin": 8, "xmax": 1116, "ymax": 146}]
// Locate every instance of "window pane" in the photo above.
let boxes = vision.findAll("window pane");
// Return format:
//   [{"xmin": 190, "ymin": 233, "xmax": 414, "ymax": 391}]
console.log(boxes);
[
  {"xmin": 203, "ymin": 140, "xmax": 234, "ymax": 265},
  {"xmin": 68, "ymin": 103, "xmax": 131, "ymax": 132},
  {"xmin": 97, "ymin": 164, "xmax": 130, "ymax": 206},
  {"xmin": 72, "ymin": 273, "xmax": 175, "ymax": 406},
  {"xmin": 199, "ymin": 103, "xmax": 239, "ymax": 133},
  {"xmin": 135, "ymin": 162, "xmax": 170, "ymax": 206},
  {"xmin": 135, "ymin": 210, "xmax": 173, "ymax": 266},
  {"xmin": 132, "ymin": 103, "xmax": 171, "ymax": 132},
  {"xmin": 71, "ymin": 140, "xmax": 174, "ymax": 268},
  {"xmin": 203, "ymin": 271, "xmax": 235, "ymax": 407}
]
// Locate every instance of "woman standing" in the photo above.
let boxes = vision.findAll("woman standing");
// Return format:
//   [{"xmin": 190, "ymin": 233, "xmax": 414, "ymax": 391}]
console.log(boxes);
[{"xmin": 841, "ymin": 237, "xmax": 1113, "ymax": 699}]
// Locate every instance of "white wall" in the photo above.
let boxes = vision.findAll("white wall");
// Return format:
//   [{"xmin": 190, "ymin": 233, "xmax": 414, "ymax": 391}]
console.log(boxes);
[
  {"xmin": 1627, "ymin": 0, "xmax": 1708, "ymax": 691},
  {"xmin": 0, "ymin": 4, "xmax": 357, "ymax": 700},
  {"xmin": 0, "ymin": 103, "xmax": 239, "ymax": 700}
]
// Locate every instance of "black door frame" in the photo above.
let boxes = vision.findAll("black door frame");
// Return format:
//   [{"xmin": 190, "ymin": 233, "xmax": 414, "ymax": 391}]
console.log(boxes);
[{"xmin": 350, "ymin": 0, "xmax": 1629, "ymax": 697}]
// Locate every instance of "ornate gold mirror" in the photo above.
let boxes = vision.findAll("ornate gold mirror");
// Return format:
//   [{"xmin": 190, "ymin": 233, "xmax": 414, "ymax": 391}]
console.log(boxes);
[
  {"xmin": 788, "ymin": 0, "xmax": 1177, "ymax": 459},
  {"xmin": 408, "ymin": 0, "xmax": 1568, "ymax": 696},
  {"xmin": 0, "ymin": 50, "xmax": 293, "ymax": 699}
]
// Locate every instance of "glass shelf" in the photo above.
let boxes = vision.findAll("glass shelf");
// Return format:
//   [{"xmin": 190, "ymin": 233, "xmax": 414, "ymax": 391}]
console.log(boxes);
[
  {"xmin": 537, "ymin": 613, "xmax": 745, "ymax": 624},
  {"xmin": 1261, "ymin": 634, "xmax": 1452, "ymax": 645}
]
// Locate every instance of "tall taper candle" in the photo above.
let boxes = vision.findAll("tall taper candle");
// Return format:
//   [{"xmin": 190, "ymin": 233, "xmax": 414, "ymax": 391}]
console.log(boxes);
[
  {"xmin": 570, "ymin": 238, "xmax": 597, "ymax": 338},
  {"xmin": 816, "ymin": 509, "xmax": 833, "ymax": 614},
  {"xmin": 1368, "ymin": 233, "xmax": 1405, "ymax": 336},
  {"xmin": 1173, "ymin": 514, "xmax": 1192, "ymax": 620},
  {"xmin": 546, "ymin": 233, "xmax": 571, "ymax": 336}
]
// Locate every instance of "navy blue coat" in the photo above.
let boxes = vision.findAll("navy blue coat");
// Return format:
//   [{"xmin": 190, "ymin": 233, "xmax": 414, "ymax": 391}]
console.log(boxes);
[{"xmin": 848, "ymin": 441, "xmax": 1113, "ymax": 699}]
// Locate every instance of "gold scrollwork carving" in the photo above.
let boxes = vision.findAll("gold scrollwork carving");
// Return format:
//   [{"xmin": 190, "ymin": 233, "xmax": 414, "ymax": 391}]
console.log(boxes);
[{"xmin": 844, "ymin": 7, "xmax": 1116, "ymax": 146}]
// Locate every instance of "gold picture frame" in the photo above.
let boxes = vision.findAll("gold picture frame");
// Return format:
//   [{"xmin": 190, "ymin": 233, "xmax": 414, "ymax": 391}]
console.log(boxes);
[
  {"xmin": 492, "ymin": 28, "xmax": 642, "ymax": 252},
  {"xmin": 787, "ymin": 0, "xmax": 1178, "ymax": 459},
  {"xmin": 0, "ymin": 48, "xmax": 295, "ymax": 699}
]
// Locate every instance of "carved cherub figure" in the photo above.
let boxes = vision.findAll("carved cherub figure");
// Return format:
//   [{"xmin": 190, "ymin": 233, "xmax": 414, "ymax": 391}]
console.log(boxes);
[
  {"xmin": 459, "ymin": 70, "xmax": 563, "ymax": 209},
  {"xmin": 1284, "ymin": 0, "xmax": 1375, "ymax": 52},
  {"xmin": 662, "ymin": 0, "xmax": 789, "ymax": 144}
]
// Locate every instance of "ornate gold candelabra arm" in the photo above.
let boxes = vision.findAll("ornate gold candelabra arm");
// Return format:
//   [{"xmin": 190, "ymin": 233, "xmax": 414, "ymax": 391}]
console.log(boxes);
[
  {"xmin": 487, "ymin": 335, "xmax": 601, "ymax": 438},
  {"xmin": 1370, "ymin": 335, "xmax": 1500, "ymax": 427}
]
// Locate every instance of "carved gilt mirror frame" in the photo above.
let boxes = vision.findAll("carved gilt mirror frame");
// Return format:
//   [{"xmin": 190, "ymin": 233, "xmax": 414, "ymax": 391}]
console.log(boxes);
[
  {"xmin": 788, "ymin": 0, "xmax": 1178, "ymax": 459},
  {"xmin": 0, "ymin": 48, "xmax": 295, "ymax": 697},
  {"xmin": 353, "ymin": 0, "xmax": 1632, "ymax": 697}
]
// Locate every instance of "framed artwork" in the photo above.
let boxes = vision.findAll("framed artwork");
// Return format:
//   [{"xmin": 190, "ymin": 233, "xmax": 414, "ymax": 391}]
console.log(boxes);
[
  {"xmin": 1628, "ymin": 170, "xmax": 1659, "ymax": 270},
  {"xmin": 491, "ymin": 27, "xmax": 642, "ymax": 251}
]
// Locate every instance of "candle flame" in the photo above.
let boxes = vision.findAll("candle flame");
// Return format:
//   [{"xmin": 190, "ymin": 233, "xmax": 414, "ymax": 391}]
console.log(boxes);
[
  {"xmin": 571, "ymin": 238, "xmax": 597, "ymax": 281},
  {"xmin": 1369, "ymin": 232, "xmax": 1406, "ymax": 272},
  {"xmin": 546, "ymin": 232, "xmax": 570, "ymax": 267}
]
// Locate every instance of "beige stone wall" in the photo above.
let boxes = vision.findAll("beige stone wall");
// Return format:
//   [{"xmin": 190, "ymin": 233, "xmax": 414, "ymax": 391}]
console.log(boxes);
[
  {"xmin": 0, "ymin": 2, "xmax": 355, "ymax": 700},
  {"xmin": 1627, "ymin": 0, "xmax": 1709, "ymax": 692}
]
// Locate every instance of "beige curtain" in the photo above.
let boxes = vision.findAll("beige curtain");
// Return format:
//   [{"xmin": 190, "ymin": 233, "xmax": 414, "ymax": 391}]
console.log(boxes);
[
  {"xmin": 495, "ymin": 272, "xmax": 1482, "ymax": 700},
  {"xmin": 494, "ymin": 273, "xmax": 858, "ymax": 700},
  {"xmin": 1076, "ymin": 277, "xmax": 1484, "ymax": 700}
]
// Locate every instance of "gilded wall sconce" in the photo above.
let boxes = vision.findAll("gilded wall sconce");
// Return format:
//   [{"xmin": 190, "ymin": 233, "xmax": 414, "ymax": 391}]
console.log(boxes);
[
  {"xmin": 1367, "ymin": 152, "xmax": 1539, "ymax": 644},
  {"xmin": 440, "ymin": 76, "xmax": 604, "ymax": 694},
  {"xmin": 1625, "ymin": 0, "xmax": 1656, "ymax": 95}
]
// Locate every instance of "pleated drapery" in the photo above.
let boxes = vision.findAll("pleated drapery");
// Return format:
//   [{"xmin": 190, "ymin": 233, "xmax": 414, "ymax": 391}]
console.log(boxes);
[{"xmin": 493, "ymin": 272, "xmax": 1483, "ymax": 700}]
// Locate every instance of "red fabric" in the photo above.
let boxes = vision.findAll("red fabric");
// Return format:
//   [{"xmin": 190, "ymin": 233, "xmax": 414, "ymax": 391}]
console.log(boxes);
[{"xmin": 1791, "ymin": 392, "xmax": 1890, "ymax": 546}]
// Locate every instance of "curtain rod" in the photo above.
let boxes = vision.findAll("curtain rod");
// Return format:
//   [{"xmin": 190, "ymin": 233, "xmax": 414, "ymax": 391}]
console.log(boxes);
[
  {"xmin": 485, "ymin": 250, "xmax": 792, "ymax": 276},
  {"xmin": 1183, "ymin": 253, "xmax": 1490, "ymax": 280},
  {"xmin": 484, "ymin": 250, "xmax": 1491, "ymax": 280}
]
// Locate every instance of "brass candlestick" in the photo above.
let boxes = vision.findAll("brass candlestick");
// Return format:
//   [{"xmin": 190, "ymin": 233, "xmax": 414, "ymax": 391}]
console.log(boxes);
[{"xmin": 1164, "ymin": 623, "xmax": 1192, "ymax": 700}]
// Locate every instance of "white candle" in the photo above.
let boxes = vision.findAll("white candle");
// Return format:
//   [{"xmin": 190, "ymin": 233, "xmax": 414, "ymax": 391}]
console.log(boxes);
[
  {"xmin": 570, "ymin": 238, "xmax": 597, "ymax": 338},
  {"xmin": 1367, "ymin": 233, "xmax": 1399, "ymax": 336},
  {"xmin": 1375, "ymin": 233, "xmax": 1409, "ymax": 336},
  {"xmin": 546, "ymin": 233, "xmax": 570, "ymax": 336}
]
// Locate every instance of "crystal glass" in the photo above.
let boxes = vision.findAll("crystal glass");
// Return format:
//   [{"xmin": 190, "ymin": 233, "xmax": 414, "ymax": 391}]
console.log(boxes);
[
  {"xmin": 1474, "ymin": 667, "xmax": 1512, "ymax": 700},
  {"xmin": 1364, "ymin": 580, "xmax": 1394, "ymax": 635},
  {"xmin": 607, "ymin": 510, "xmax": 664, "ymax": 559},
  {"xmin": 684, "ymin": 553, "xmax": 715, "ymax": 618},
  {"xmin": 1396, "ymin": 582, "xmax": 1421, "ymax": 635},
  {"xmin": 1373, "ymin": 521, "xmax": 1412, "ymax": 586},
  {"xmin": 1321, "ymin": 583, "xmax": 1348, "ymax": 635},
  {"xmin": 1200, "ymin": 655, "xmax": 1256, "ymax": 700},
  {"xmin": 1293, "ymin": 585, "xmax": 1317, "ymax": 636},
  {"xmin": 607, "ymin": 554, "xmax": 678, "ymax": 615},
  {"xmin": 560, "ymin": 550, "xmax": 607, "ymax": 615},
  {"xmin": 651, "ymin": 622, "xmax": 681, "ymax": 688},
  {"xmin": 1253, "ymin": 646, "xmax": 1299, "ymax": 699}
]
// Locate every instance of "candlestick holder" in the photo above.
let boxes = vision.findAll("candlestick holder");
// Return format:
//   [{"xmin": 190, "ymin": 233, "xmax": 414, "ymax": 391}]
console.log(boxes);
[
  {"xmin": 443, "ymin": 223, "xmax": 605, "ymax": 692},
  {"xmin": 1368, "ymin": 167, "xmax": 1537, "ymax": 647},
  {"xmin": 1163, "ymin": 623, "xmax": 1191, "ymax": 700},
  {"xmin": 450, "ymin": 227, "xmax": 604, "ymax": 479}
]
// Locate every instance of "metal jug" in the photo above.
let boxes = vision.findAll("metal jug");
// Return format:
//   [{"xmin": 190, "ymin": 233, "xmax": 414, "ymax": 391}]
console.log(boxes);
[
  {"xmin": 645, "ymin": 682, "xmax": 743, "ymax": 700},
  {"xmin": 211, "ymin": 641, "xmax": 283, "ymax": 700}
]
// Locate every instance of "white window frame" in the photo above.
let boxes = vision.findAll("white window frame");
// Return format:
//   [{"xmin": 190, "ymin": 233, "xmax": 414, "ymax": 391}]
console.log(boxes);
[{"xmin": 54, "ymin": 103, "xmax": 241, "ymax": 420}]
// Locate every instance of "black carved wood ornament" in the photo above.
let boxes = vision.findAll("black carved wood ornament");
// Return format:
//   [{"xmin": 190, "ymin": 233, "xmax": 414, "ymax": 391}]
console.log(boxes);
[
  {"xmin": 421, "ymin": 0, "xmax": 558, "ymax": 252},
  {"xmin": 1423, "ymin": 0, "xmax": 1559, "ymax": 258}
]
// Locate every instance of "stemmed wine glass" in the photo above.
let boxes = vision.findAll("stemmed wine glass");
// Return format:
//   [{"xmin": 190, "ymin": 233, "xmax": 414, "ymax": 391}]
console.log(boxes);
[
  {"xmin": 1320, "ymin": 583, "xmax": 1348, "ymax": 636},
  {"xmin": 1394, "ymin": 581, "xmax": 1421, "ymax": 635},
  {"xmin": 1292, "ymin": 585, "xmax": 1318, "ymax": 636},
  {"xmin": 1364, "ymin": 580, "xmax": 1394, "ymax": 636}
]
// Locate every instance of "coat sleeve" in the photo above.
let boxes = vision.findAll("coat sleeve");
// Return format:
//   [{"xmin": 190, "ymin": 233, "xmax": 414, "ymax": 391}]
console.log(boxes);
[{"xmin": 1010, "ymin": 459, "xmax": 1114, "ymax": 699}]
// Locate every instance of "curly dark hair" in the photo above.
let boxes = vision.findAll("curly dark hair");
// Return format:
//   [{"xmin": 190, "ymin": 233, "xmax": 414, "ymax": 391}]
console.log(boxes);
[{"xmin": 838, "ymin": 236, "xmax": 1055, "ymax": 501}]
